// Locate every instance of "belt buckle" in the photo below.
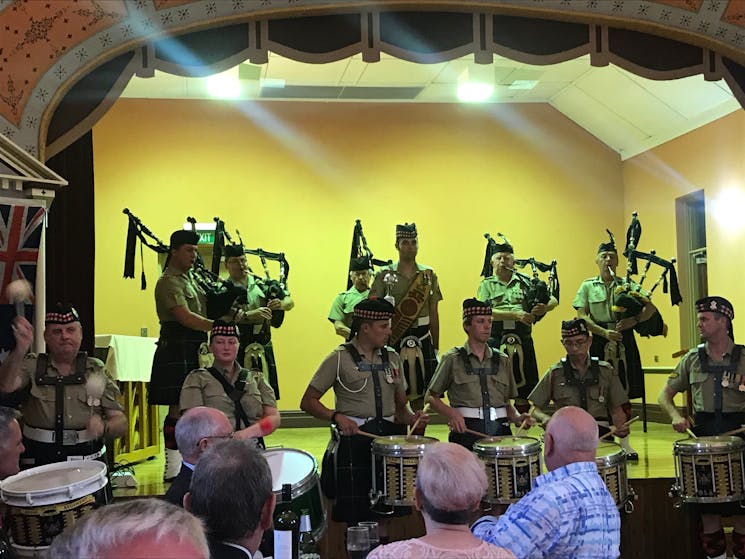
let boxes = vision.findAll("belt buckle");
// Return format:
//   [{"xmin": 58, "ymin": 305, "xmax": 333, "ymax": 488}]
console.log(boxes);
[
  {"xmin": 63, "ymin": 430, "xmax": 79, "ymax": 445},
  {"xmin": 489, "ymin": 408, "xmax": 497, "ymax": 421}
]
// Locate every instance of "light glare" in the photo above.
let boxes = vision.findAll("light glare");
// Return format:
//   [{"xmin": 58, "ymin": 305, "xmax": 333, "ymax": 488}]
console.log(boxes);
[
  {"xmin": 457, "ymin": 82, "xmax": 494, "ymax": 103},
  {"xmin": 206, "ymin": 73, "xmax": 240, "ymax": 99}
]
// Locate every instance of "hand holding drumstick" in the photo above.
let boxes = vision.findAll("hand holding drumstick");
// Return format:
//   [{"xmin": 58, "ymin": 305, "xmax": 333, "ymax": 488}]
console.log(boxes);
[{"xmin": 599, "ymin": 416, "xmax": 640, "ymax": 441}]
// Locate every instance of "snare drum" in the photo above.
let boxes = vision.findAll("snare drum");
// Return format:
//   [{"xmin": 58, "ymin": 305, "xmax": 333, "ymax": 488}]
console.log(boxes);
[
  {"xmin": 0, "ymin": 460, "xmax": 108, "ymax": 555},
  {"xmin": 473, "ymin": 436, "xmax": 541, "ymax": 504},
  {"xmin": 673, "ymin": 436, "xmax": 745, "ymax": 503},
  {"xmin": 596, "ymin": 442, "xmax": 630, "ymax": 509},
  {"xmin": 371, "ymin": 435, "xmax": 438, "ymax": 506},
  {"xmin": 264, "ymin": 448, "xmax": 326, "ymax": 540}
]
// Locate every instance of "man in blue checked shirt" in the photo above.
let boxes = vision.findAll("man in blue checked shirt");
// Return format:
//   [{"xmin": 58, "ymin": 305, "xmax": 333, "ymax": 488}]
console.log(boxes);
[{"xmin": 472, "ymin": 406, "xmax": 620, "ymax": 559}]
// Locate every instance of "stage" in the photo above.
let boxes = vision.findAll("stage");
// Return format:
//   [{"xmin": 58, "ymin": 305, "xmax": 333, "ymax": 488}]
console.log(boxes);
[{"xmin": 115, "ymin": 421, "xmax": 726, "ymax": 558}]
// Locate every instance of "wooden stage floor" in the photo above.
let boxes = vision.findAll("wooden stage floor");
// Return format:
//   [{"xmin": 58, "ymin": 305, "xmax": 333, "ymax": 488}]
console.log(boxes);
[{"xmin": 114, "ymin": 421, "xmax": 684, "ymax": 499}]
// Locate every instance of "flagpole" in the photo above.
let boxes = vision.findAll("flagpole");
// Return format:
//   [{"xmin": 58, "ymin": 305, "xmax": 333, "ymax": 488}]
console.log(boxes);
[{"xmin": 34, "ymin": 205, "xmax": 47, "ymax": 354}]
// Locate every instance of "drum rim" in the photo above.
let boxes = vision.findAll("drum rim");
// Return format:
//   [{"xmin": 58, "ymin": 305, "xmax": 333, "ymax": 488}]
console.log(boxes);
[
  {"xmin": 473, "ymin": 435, "xmax": 542, "ymax": 455},
  {"xmin": 674, "ymin": 435, "xmax": 745, "ymax": 451},
  {"xmin": 371, "ymin": 434, "xmax": 439, "ymax": 456},
  {"xmin": 0, "ymin": 460, "xmax": 107, "ymax": 507},
  {"xmin": 263, "ymin": 447, "xmax": 318, "ymax": 497}
]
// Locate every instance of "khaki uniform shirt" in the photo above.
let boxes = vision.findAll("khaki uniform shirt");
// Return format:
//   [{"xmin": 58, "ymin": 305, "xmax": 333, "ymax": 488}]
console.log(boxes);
[
  {"xmin": 426, "ymin": 343, "xmax": 516, "ymax": 408},
  {"xmin": 529, "ymin": 358, "xmax": 627, "ymax": 419},
  {"xmin": 667, "ymin": 342, "xmax": 745, "ymax": 413},
  {"xmin": 370, "ymin": 262, "xmax": 443, "ymax": 319},
  {"xmin": 477, "ymin": 274, "xmax": 525, "ymax": 313},
  {"xmin": 328, "ymin": 287, "xmax": 370, "ymax": 328},
  {"xmin": 309, "ymin": 340, "xmax": 406, "ymax": 419},
  {"xmin": 19, "ymin": 354, "xmax": 123, "ymax": 430},
  {"xmin": 155, "ymin": 266, "xmax": 206, "ymax": 321},
  {"xmin": 180, "ymin": 364, "xmax": 277, "ymax": 426},
  {"xmin": 572, "ymin": 276, "xmax": 647, "ymax": 324}
]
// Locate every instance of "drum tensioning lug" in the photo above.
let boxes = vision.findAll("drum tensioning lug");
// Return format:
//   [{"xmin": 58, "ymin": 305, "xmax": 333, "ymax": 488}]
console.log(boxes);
[
  {"xmin": 368, "ymin": 489, "xmax": 382, "ymax": 507},
  {"xmin": 623, "ymin": 487, "xmax": 638, "ymax": 514},
  {"xmin": 668, "ymin": 484, "xmax": 683, "ymax": 508}
]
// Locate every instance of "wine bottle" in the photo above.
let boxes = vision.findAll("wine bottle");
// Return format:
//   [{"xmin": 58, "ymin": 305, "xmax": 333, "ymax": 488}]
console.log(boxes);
[
  {"xmin": 273, "ymin": 484, "xmax": 299, "ymax": 559},
  {"xmin": 298, "ymin": 509, "xmax": 319, "ymax": 559}
]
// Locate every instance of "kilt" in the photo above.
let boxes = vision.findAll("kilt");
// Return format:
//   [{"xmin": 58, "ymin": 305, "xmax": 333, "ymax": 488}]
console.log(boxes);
[
  {"xmin": 321, "ymin": 419, "xmax": 406, "ymax": 523},
  {"xmin": 149, "ymin": 322, "xmax": 207, "ymax": 405},
  {"xmin": 590, "ymin": 326, "xmax": 644, "ymax": 400},
  {"xmin": 392, "ymin": 324, "xmax": 437, "ymax": 400}
]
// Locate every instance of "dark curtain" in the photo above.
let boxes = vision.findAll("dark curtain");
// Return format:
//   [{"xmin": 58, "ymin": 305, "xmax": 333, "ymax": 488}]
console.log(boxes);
[{"xmin": 44, "ymin": 131, "xmax": 95, "ymax": 353}]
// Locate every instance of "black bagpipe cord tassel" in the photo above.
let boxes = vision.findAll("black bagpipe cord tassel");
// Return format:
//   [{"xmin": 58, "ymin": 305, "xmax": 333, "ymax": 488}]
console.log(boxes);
[
  {"xmin": 124, "ymin": 217, "xmax": 137, "ymax": 279},
  {"xmin": 140, "ymin": 239, "xmax": 147, "ymax": 291},
  {"xmin": 668, "ymin": 263, "xmax": 682, "ymax": 306}
]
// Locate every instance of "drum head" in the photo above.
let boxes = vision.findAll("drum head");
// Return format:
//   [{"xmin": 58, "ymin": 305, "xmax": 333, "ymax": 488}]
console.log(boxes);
[
  {"xmin": 474, "ymin": 436, "xmax": 541, "ymax": 456},
  {"xmin": 372, "ymin": 435, "xmax": 438, "ymax": 456},
  {"xmin": 596, "ymin": 442, "xmax": 625, "ymax": 465},
  {"xmin": 1, "ymin": 460, "xmax": 107, "ymax": 507},
  {"xmin": 674, "ymin": 435, "xmax": 745, "ymax": 453},
  {"xmin": 263, "ymin": 448, "xmax": 317, "ymax": 494}
]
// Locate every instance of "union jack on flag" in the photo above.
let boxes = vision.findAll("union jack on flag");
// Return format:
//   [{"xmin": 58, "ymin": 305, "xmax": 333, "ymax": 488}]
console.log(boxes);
[{"xmin": 0, "ymin": 204, "xmax": 45, "ymax": 305}]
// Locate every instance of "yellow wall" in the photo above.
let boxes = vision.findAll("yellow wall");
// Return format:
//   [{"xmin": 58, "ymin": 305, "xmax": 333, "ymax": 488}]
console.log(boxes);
[
  {"xmin": 623, "ymin": 110, "xmax": 745, "ymax": 405},
  {"xmin": 93, "ymin": 99, "xmax": 625, "ymax": 409}
]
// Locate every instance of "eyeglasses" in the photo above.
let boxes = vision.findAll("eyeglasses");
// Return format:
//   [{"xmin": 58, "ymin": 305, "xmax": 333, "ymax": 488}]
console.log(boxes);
[
  {"xmin": 200, "ymin": 432, "xmax": 234, "ymax": 445},
  {"xmin": 561, "ymin": 339, "xmax": 588, "ymax": 348}
]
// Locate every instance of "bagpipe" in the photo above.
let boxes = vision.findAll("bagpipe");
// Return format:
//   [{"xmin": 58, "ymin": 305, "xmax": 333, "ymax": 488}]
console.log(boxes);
[
  {"xmin": 122, "ymin": 209, "xmax": 246, "ymax": 319},
  {"xmin": 608, "ymin": 212, "xmax": 682, "ymax": 337},
  {"xmin": 482, "ymin": 233, "xmax": 559, "ymax": 321},
  {"xmin": 347, "ymin": 219, "xmax": 391, "ymax": 289},
  {"xmin": 211, "ymin": 217, "xmax": 290, "ymax": 327}
]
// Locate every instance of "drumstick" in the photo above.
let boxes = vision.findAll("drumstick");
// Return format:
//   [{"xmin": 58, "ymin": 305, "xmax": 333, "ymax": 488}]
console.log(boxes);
[
  {"xmin": 353, "ymin": 430, "xmax": 379, "ymax": 440},
  {"xmin": 686, "ymin": 428, "xmax": 698, "ymax": 439},
  {"xmin": 599, "ymin": 416, "xmax": 641, "ymax": 441},
  {"xmin": 513, "ymin": 405, "xmax": 535, "ymax": 438},
  {"xmin": 407, "ymin": 403, "xmax": 430, "ymax": 437},
  {"xmin": 722, "ymin": 425, "xmax": 745, "ymax": 437},
  {"xmin": 464, "ymin": 427, "xmax": 489, "ymax": 439}
]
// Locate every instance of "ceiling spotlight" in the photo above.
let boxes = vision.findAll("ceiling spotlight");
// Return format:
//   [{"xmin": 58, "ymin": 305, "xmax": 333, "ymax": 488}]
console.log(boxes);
[
  {"xmin": 206, "ymin": 71, "xmax": 240, "ymax": 99},
  {"xmin": 457, "ymin": 81, "xmax": 495, "ymax": 102}
]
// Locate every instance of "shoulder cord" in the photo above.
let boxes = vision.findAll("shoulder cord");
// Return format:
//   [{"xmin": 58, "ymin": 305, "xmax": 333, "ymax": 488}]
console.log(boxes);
[{"xmin": 335, "ymin": 348, "xmax": 369, "ymax": 394}]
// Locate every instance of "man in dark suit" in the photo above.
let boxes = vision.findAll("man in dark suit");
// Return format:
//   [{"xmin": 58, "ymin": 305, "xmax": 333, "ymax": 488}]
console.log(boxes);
[
  {"xmin": 164, "ymin": 406, "xmax": 233, "ymax": 507},
  {"xmin": 185, "ymin": 439, "xmax": 275, "ymax": 559}
]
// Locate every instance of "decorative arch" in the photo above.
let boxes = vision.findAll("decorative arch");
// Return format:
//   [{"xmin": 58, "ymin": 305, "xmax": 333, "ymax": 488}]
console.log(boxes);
[{"xmin": 1, "ymin": 1, "xmax": 745, "ymax": 159}]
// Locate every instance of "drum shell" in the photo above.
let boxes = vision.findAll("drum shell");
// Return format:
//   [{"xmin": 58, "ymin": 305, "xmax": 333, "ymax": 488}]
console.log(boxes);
[
  {"xmin": 595, "ymin": 442, "xmax": 629, "ymax": 508},
  {"xmin": 371, "ymin": 435, "xmax": 438, "ymax": 506},
  {"xmin": 674, "ymin": 436, "xmax": 745, "ymax": 504},
  {"xmin": 473, "ymin": 436, "xmax": 541, "ymax": 504},
  {"xmin": 0, "ymin": 460, "xmax": 108, "ymax": 549},
  {"xmin": 264, "ymin": 448, "xmax": 326, "ymax": 540}
]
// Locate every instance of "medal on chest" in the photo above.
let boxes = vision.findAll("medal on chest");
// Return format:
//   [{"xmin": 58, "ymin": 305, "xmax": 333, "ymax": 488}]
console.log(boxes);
[
  {"xmin": 598, "ymin": 395, "xmax": 605, "ymax": 404},
  {"xmin": 722, "ymin": 372, "xmax": 730, "ymax": 388}
]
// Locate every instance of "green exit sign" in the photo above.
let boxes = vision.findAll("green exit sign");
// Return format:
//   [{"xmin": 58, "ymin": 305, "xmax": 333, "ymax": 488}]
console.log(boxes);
[{"xmin": 198, "ymin": 231, "xmax": 214, "ymax": 244}]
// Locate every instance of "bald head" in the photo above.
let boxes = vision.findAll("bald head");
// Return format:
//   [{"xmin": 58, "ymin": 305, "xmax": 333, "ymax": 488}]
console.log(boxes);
[
  {"xmin": 176, "ymin": 407, "xmax": 233, "ymax": 464},
  {"xmin": 544, "ymin": 406, "xmax": 598, "ymax": 471}
]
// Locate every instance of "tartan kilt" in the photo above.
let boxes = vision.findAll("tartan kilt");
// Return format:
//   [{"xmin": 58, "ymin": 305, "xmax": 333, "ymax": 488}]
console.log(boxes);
[
  {"xmin": 488, "ymin": 321, "xmax": 539, "ymax": 401},
  {"xmin": 238, "ymin": 330, "xmax": 280, "ymax": 400},
  {"xmin": 590, "ymin": 327, "xmax": 644, "ymax": 400},
  {"xmin": 148, "ymin": 322, "xmax": 207, "ymax": 405},
  {"xmin": 321, "ymin": 419, "xmax": 406, "ymax": 523}
]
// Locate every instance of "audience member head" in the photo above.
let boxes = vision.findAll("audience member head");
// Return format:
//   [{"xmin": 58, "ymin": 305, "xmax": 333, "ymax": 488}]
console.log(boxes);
[
  {"xmin": 544, "ymin": 406, "xmax": 598, "ymax": 471},
  {"xmin": 176, "ymin": 406, "xmax": 233, "ymax": 465},
  {"xmin": 415, "ymin": 442, "xmax": 487, "ymax": 525},
  {"xmin": 185, "ymin": 439, "xmax": 275, "ymax": 551},
  {"xmin": 47, "ymin": 498, "xmax": 209, "ymax": 559},
  {"xmin": 0, "ymin": 406, "xmax": 23, "ymax": 479}
]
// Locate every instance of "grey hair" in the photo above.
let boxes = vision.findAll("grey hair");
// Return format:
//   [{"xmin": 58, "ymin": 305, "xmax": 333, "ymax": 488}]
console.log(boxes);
[
  {"xmin": 416, "ymin": 442, "xmax": 487, "ymax": 513},
  {"xmin": 176, "ymin": 406, "xmax": 230, "ymax": 462},
  {"xmin": 47, "ymin": 498, "xmax": 209, "ymax": 559},
  {"xmin": 189, "ymin": 439, "xmax": 273, "ymax": 541},
  {"xmin": 0, "ymin": 406, "xmax": 20, "ymax": 447}
]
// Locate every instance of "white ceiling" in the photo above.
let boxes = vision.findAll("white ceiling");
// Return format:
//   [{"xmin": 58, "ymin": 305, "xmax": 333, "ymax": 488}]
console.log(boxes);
[{"xmin": 120, "ymin": 52, "xmax": 740, "ymax": 160}]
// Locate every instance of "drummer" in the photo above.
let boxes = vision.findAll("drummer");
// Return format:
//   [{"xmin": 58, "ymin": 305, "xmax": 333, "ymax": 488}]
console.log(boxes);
[
  {"xmin": 0, "ymin": 305, "xmax": 126, "ymax": 468},
  {"xmin": 425, "ymin": 298, "xmax": 533, "ymax": 450},
  {"xmin": 658, "ymin": 296, "xmax": 745, "ymax": 559},
  {"xmin": 180, "ymin": 321, "xmax": 280, "ymax": 448},
  {"xmin": 299, "ymin": 297, "xmax": 427, "ymax": 524},
  {"xmin": 529, "ymin": 318, "xmax": 630, "ymax": 443}
]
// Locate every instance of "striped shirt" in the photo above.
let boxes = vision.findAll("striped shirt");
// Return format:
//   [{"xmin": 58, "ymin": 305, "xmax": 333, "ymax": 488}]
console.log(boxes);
[{"xmin": 472, "ymin": 461, "xmax": 620, "ymax": 559}]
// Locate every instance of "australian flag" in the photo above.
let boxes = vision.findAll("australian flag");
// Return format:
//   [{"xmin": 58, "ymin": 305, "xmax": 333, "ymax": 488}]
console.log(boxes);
[{"xmin": 0, "ymin": 203, "xmax": 45, "ymax": 362}]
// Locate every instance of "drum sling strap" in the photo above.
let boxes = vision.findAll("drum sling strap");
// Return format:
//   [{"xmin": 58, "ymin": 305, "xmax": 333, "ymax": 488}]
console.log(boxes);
[
  {"xmin": 35, "ymin": 353, "xmax": 87, "ymax": 454},
  {"xmin": 561, "ymin": 356, "xmax": 601, "ymax": 412},
  {"xmin": 207, "ymin": 367, "xmax": 251, "ymax": 430},
  {"xmin": 457, "ymin": 347, "xmax": 500, "ymax": 433},
  {"xmin": 698, "ymin": 343, "xmax": 744, "ymax": 415},
  {"xmin": 343, "ymin": 344, "xmax": 389, "ymax": 421}
]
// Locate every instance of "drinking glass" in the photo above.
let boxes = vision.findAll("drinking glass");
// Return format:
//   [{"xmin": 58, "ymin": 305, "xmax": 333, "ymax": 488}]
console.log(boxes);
[
  {"xmin": 346, "ymin": 526, "xmax": 370, "ymax": 559},
  {"xmin": 358, "ymin": 521, "xmax": 380, "ymax": 549}
]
